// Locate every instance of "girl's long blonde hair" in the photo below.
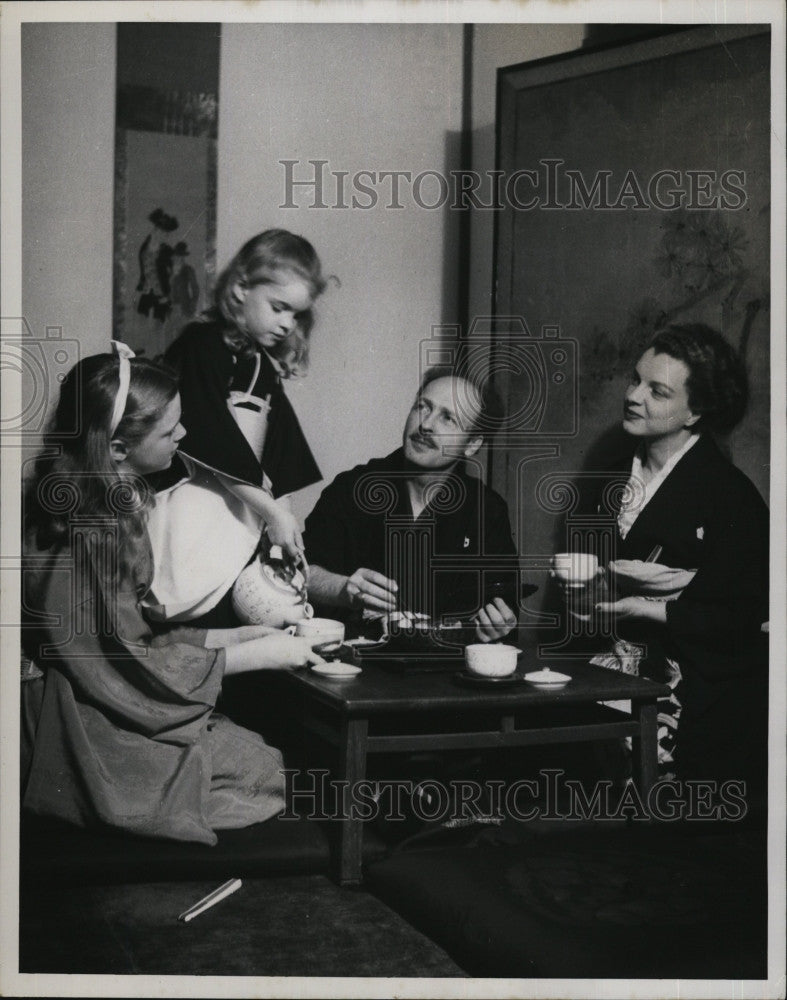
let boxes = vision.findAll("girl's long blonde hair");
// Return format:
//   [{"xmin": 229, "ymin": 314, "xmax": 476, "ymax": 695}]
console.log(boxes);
[
  {"xmin": 24, "ymin": 353, "xmax": 179, "ymax": 584},
  {"xmin": 214, "ymin": 229, "xmax": 326, "ymax": 376}
]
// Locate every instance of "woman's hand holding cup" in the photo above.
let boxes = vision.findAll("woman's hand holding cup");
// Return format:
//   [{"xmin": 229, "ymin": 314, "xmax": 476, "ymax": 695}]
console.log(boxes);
[
  {"xmin": 551, "ymin": 552, "xmax": 599, "ymax": 585},
  {"xmin": 550, "ymin": 552, "xmax": 605, "ymax": 618}
]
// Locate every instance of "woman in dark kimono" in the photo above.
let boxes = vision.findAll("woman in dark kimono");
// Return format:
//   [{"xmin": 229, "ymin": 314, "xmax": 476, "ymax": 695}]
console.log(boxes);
[
  {"xmin": 593, "ymin": 324, "xmax": 768, "ymax": 797},
  {"xmin": 21, "ymin": 349, "xmax": 323, "ymax": 845}
]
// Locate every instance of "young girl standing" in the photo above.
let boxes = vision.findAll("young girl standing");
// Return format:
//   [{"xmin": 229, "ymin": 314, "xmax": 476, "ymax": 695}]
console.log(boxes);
[
  {"xmin": 165, "ymin": 229, "xmax": 328, "ymax": 564},
  {"xmin": 22, "ymin": 349, "xmax": 322, "ymax": 845}
]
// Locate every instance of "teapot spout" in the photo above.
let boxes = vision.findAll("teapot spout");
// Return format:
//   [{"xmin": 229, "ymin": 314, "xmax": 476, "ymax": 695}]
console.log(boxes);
[{"xmin": 282, "ymin": 603, "xmax": 314, "ymax": 626}]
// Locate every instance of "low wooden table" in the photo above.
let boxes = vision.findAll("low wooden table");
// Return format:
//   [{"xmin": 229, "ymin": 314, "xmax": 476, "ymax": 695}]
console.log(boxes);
[{"xmin": 284, "ymin": 658, "xmax": 668, "ymax": 884}]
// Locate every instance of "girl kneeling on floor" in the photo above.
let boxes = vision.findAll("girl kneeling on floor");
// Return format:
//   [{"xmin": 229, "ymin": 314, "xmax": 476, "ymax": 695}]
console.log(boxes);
[{"xmin": 21, "ymin": 347, "xmax": 322, "ymax": 846}]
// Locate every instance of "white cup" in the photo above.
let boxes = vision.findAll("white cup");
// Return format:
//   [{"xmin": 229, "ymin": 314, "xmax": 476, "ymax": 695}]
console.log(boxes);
[
  {"xmin": 295, "ymin": 617, "xmax": 346, "ymax": 647},
  {"xmin": 465, "ymin": 643, "xmax": 520, "ymax": 677},
  {"xmin": 552, "ymin": 552, "xmax": 599, "ymax": 587}
]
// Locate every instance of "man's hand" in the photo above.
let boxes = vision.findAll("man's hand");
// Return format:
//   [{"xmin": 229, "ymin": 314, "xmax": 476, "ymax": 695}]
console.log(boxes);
[
  {"xmin": 472, "ymin": 597, "xmax": 518, "ymax": 643},
  {"xmin": 342, "ymin": 568, "xmax": 398, "ymax": 614}
]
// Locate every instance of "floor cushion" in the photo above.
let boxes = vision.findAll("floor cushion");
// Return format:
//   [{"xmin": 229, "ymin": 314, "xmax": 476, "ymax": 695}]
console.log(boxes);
[
  {"xmin": 20, "ymin": 813, "xmax": 386, "ymax": 886},
  {"xmin": 367, "ymin": 820, "xmax": 767, "ymax": 979}
]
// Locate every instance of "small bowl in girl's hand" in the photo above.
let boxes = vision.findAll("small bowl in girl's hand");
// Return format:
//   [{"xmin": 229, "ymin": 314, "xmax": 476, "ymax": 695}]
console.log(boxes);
[{"xmin": 465, "ymin": 643, "xmax": 521, "ymax": 677}]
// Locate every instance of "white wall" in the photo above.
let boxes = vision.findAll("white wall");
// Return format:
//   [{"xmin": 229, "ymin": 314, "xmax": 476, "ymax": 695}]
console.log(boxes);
[
  {"xmin": 19, "ymin": 21, "xmax": 583, "ymax": 519},
  {"xmin": 22, "ymin": 24, "xmax": 116, "ymax": 364},
  {"xmin": 219, "ymin": 23, "xmax": 464, "ymax": 522},
  {"xmin": 467, "ymin": 24, "xmax": 586, "ymax": 325}
]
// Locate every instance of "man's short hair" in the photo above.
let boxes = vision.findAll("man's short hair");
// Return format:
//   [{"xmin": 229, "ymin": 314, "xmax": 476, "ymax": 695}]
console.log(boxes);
[{"xmin": 418, "ymin": 365, "xmax": 506, "ymax": 440}]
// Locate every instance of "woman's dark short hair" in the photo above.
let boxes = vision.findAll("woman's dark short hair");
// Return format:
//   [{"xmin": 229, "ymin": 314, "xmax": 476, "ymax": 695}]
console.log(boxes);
[
  {"xmin": 419, "ymin": 364, "xmax": 505, "ymax": 440},
  {"xmin": 649, "ymin": 323, "xmax": 748, "ymax": 434}
]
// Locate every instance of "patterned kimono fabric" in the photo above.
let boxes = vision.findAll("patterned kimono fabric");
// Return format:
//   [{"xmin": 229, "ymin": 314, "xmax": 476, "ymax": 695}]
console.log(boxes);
[{"xmin": 591, "ymin": 433, "xmax": 768, "ymax": 787}]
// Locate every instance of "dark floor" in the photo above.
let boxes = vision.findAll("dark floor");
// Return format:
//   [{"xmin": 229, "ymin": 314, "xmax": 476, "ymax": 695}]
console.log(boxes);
[
  {"xmin": 17, "ymin": 714, "xmax": 769, "ymax": 982},
  {"xmin": 20, "ymin": 873, "xmax": 466, "ymax": 977},
  {"xmin": 18, "ymin": 809, "xmax": 770, "ymax": 981}
]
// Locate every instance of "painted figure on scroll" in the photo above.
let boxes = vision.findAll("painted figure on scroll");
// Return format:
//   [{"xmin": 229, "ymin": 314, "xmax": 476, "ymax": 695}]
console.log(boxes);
[
  {"xmin": 21, "ymin": 349, "xmax": 324, "ymax": 846},
  {"xmin": 164, "ymin": 229, "xmax": 328, "ymax": 581}
]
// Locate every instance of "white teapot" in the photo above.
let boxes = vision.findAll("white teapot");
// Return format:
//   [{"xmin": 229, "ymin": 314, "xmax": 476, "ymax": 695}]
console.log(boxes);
[{"xmin": 232, "ymin": 544, "xmax": 313, "ymax": 628}]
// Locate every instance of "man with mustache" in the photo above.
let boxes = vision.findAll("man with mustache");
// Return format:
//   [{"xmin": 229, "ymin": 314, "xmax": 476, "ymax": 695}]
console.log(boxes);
[{"xmin": 304, "ymin": 366, "xmax": 518, "ymax": 642}]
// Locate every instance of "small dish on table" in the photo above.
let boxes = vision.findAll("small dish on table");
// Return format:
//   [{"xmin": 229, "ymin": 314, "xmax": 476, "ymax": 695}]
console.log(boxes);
[
  {"xmin": 311, "ymin": 661, "xmax": 362, "ymax": 679},
  {"xmin": 523, "ymin": 667, "xmax": 571, "ymax": 689}
]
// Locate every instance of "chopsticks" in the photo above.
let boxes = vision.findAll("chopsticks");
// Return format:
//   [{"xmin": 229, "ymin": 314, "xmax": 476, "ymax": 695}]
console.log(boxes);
[{"xmin": 178, "ymin": 878, "xmax": 242, "ymax": 922}]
